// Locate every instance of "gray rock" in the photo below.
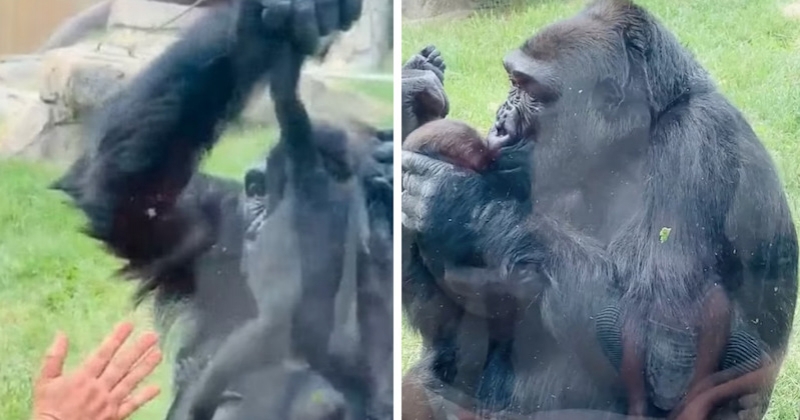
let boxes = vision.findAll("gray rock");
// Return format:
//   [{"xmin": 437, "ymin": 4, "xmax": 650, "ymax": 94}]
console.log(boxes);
[
  {"xmin": 0, "ymin": 99, "xmax": 84, "ymax": 164},
  {"xmin": 38, "ymin": 0, "xmax": 114, "ymax": 52},
  {"xmin": 40, "ymin": 46, "xmax": 142, "ymax": 121},
  {"xmin": 324, "ymin": 0, "xmax": 393, "ymax": 70},
  {"xmin": 0, "ymin": 55, "xmax": 43, "ymax": 90},
  {"xmin": 107, "ymin": 0, "xmax": 211, "ymax": 31},
  {"xmin": 402, "ymin": 0, "xmax": 476, "ymax": 20}
]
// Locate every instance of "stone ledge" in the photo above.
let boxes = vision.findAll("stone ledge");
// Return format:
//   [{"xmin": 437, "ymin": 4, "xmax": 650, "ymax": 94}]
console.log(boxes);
[{"xmin": 108, "ymin": 0, "xmax": 209, "ymax": 31}]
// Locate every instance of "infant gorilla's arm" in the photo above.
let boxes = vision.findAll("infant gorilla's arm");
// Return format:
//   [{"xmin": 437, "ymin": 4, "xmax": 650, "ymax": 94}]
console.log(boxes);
[{"xmin": 402, "ymin": 117, "xmax": 537, "ymax": 322}]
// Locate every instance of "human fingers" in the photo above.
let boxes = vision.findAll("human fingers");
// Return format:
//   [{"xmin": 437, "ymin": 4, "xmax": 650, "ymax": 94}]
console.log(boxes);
[
  {"xmin": 110, "ymin": 347, "xmax": 163, "ymax": 402},
  {"xmin": 100, "ymin": 331, "xmax": 159, "ymax": 390},
  {"xmin": 81, "ymin": 321, "xmax": 135, "ymax": 378},
  {"xmin": 118, "ymin": 385, "xmax": 161, "ymax": 419},
  {"xmin": 36, "ymin": 331, "xmax": 69, "ymax": 382},
  {"xmin": 292, "ymin": 0, "xmax": 321, "ymax": 55}
]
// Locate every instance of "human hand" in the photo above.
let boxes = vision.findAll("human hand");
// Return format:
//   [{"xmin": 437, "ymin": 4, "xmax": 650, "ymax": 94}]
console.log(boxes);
[
  {"xmin": 31, "ymin": 322, "xmax": 163, "ymax": 420},
  {"xmin": 259, "ymin": 0, "xmax": 363, "ymax": 55}
]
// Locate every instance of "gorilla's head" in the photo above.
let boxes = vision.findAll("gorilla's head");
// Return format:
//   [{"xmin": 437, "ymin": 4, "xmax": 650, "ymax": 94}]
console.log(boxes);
[{"xmin": 488, "ymin": 0, "xmax": 661, "ymax": 170}]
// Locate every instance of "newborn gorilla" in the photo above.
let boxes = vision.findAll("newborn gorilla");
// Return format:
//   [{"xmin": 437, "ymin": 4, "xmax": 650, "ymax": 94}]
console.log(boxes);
[{"xmin": 404, "ymin": 119, "xmax": 496, "ymax": 172}]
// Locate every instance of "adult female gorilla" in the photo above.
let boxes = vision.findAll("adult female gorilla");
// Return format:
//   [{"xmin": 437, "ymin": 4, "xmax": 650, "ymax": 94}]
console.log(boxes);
[{"xmin": 400, "ymin": 1, "xmax": 797, "ymax": 419}]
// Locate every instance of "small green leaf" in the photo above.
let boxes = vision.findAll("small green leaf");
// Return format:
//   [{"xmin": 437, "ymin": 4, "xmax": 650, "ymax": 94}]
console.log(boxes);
[
  {"xmin": 311, "ymin": 390, "xmax": 325, "ymax": 405},
  {"xmin": 659, "ymin": 227, "xmax": 672, "ymax": 243}
]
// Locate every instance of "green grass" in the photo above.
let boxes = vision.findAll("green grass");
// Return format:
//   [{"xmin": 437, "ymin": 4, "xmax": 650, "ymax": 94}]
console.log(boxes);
[
  {"xmin": 402, "ymin": 0, "xmax": 800, "ymax": 419},
  {"xmin": 0, "ymin": 76, "xmax": 392, "ymax": 418},
  {"xmin": 0, "ymin": 127, "xmax": 277, "ymax": 419}
]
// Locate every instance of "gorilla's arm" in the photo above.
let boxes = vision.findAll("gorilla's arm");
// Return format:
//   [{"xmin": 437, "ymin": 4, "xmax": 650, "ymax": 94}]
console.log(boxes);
[
  {"xmin": 51, "ymin": 1, "xmax": 289, "ymax": 298},
  {"xmin": 401, "ymin": 95, "xmax": 796, "ymax": 416}
]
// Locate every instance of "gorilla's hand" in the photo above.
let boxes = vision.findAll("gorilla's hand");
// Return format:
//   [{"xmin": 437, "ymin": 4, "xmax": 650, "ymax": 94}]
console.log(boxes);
[
  {"xmin": 402, "ymin": 46, "xmax": 449, "ymax": 139},
  {"xmin": 259, "ymin": 0, "xmax": 362, "ymax": 55},
  {"xmin": 402, "ymin": 151, "xmax": 526, "ymax": 265},
  {"xmin": 403, "ymin": 45, "xmax": 446, "ymax": 83},
  {"xmin": 364, "ymin": 129, "xmax": 394, "ymax": 210}
]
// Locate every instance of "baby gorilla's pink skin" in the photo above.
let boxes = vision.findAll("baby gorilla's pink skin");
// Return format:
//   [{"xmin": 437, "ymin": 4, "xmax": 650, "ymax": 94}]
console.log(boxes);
[{"xmin": 403, "ymin": 119, "xmax": 498, "ymax": 172}]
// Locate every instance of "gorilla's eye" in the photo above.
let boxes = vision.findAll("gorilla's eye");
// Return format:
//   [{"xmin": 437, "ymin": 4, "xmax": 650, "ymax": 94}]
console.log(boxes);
[{"xmin": 511, "ymin": 71, "xmax": 559, "ymax": 104}]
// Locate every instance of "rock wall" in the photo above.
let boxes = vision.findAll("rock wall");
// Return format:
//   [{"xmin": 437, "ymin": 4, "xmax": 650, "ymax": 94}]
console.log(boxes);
[{"xmin": 0, "ymin": 0, "xmax": 392, "ymax": 163}]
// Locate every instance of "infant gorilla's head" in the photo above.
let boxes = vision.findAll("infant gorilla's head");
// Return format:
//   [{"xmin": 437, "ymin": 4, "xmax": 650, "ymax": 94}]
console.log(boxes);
[
  {"xmin": 403, "ymin": 119, "xmax": 496, "ymax": 172},
  {"xmin": 212, "ymin": 362, "xmax": 349, "ymax": 420}
]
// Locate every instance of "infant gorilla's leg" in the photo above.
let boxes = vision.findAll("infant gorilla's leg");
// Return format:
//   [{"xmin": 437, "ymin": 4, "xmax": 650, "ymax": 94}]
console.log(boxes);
[
  {"xmin": 184, "ymin": 317, "xmax": 292, "ymax": 419},
  {"xmin": 594, "ymin": 286, "xmax": 761, "ymax": 415}
]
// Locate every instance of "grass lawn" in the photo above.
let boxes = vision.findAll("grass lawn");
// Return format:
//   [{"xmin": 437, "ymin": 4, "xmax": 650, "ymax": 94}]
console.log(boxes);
[
  {"xmin": 402, "ymin": 0, "xmax": 800, "ymax": 419},
  {"xmin": 0, "ymin": 79, "xmax": 391, "ymax": 418}
]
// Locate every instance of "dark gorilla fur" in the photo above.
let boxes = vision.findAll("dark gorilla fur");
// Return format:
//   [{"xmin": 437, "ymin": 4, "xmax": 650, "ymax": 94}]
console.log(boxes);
[
  {"xmin": 402, "ymin": 1, "xmax": 797, "ymax": 419},
  {"xmin": 52, "ymin": 1, "xmax": 393, "ymax": 419}
]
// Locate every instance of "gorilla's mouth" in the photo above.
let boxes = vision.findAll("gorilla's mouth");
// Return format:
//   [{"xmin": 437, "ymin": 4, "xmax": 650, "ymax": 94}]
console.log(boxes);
[
  {"xmin": 487, "ymin": 112, "xmax": 536, "ymax": 149},
  {"xmin": 487, "ymin": 95, "xmax": 544, "ymax": 149},
  {"xmin": 487, "ymin": 123, "xmax": 512, "ymax": 149}
]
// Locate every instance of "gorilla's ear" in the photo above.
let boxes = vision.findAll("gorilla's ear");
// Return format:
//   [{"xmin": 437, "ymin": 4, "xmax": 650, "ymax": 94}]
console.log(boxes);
[{"xmin": 594, "ymin": 77, "xmax": 624, "ymax": 113}]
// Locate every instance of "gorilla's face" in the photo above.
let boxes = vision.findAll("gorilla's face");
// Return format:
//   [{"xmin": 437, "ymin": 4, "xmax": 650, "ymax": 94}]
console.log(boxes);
[
  {"xmin": 488, "ymin": 15, "xmax": 652, "ymax": 168},
  {"xmin": 243, "ymin": 161, "xmax": 269, "ymax": 241}
]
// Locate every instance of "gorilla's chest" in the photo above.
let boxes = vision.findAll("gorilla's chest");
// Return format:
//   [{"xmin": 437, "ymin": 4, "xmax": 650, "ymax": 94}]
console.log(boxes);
[{"xmin": 533, "ymin": 160, "xmax": 646, "ymax": 245}]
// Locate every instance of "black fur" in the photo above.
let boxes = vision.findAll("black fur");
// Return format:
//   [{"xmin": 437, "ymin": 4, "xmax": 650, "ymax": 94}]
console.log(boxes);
[
  {"xmin": 52, "ymin": 1, "xmax": 393, "ymax": 419},
  {"xmin": 402, "ymin": 0, "xmax": 797, "ymax": 417}
]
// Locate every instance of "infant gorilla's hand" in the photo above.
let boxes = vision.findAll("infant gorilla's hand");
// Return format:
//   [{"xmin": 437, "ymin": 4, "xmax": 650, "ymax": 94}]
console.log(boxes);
[{"xmin": 259, "ymin": 0, "xmax": 363, "ymax": 55}]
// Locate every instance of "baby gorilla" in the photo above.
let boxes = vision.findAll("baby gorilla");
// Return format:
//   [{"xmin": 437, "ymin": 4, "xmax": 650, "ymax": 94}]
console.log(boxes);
[
  {"xmin": 403, "ymin": 119, "xmax": 540, "ymax": 316},
  {"xmin": 404, "ymin": 119, "xmax": 498, "ymax": 173},
  {"xmin": 595, "ymin": 283, "xmax": 764, "ymax": 417}
]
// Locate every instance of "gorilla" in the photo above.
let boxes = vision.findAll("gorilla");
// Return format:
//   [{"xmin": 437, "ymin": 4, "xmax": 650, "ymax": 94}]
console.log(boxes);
[
  {"xmin": 401, "ymin": 1, "xmax": 797, "ymax": 419},
  {"xmin": 52, "ymin": 0, "xmax": 393, "ymax": 419}
]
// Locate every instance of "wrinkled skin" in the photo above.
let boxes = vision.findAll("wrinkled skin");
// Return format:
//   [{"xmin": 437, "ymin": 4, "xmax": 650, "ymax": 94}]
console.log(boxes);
[{"xmin": 402, "ymin": 46, "xmax": 450, "ymax": 140}]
